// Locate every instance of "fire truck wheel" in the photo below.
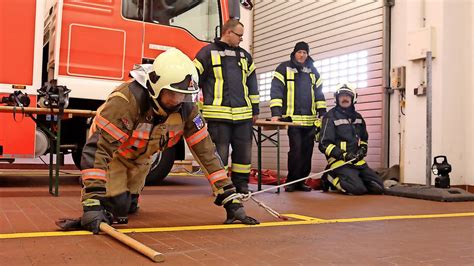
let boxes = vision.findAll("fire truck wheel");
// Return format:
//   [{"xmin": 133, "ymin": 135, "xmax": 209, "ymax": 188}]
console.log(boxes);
[{"xmin": 145, "ymin": 145, "xmax": 176, "ymax": 185}]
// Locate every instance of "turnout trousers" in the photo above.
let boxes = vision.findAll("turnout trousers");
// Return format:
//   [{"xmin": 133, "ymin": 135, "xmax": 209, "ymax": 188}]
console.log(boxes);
[
  {"xmin": 287, "ymin": 126, "xmax": 316, "ymax": 185},
  {"xmin": 328, "ymin": 164, "xmax": 384, "ymax": 195},
  {"xmin": 207, "ymin": 121, "xmax": 253, "ymax": 193}
]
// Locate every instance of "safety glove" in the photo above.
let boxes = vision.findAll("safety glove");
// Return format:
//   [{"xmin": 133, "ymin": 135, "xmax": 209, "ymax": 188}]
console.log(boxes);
[
  {"xmin": 343, "ymin": 152, "xmax": 358, "ymax": 162},
  {"xmin": 80, "ymin": 200, "xmax": 113, "ymax": 234},
  {"xmin": 215, "ymin": 185, "xmax": 260, "ymax": 225},
  {"xmin": 355, "ymin": 146, "xmax": 368, "ymax": 161}
]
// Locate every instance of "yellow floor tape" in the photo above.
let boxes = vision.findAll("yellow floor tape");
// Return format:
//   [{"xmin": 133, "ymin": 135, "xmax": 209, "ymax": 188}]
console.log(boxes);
[{"xmin": 1, "ymin": 212, "xmax": 473, "ymax": 240}]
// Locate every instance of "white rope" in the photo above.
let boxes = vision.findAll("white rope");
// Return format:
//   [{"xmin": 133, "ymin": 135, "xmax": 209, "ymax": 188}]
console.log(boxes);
[
  {"xmin": 237, "ymin": 159, "xmax": 356, "ymax": 220},
  {"xmin": 245, "ymin": 158, "xmax": 356, "ymax": 198}
]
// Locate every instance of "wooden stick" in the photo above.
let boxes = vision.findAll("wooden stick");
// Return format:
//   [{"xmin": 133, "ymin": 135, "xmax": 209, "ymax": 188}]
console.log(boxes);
[{"xmin": 99, "ymin": 223, "xmax": 164, "ymax": 263}]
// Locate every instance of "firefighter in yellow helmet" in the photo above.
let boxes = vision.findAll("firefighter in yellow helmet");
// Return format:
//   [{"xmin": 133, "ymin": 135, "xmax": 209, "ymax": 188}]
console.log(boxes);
[
  {"xmin": 73, "ymin": 49, "xmax": 258, "ymax": 233},
  {"xmin": 318, "ymin": 83, "xmax": 383, "ymax": 195}
]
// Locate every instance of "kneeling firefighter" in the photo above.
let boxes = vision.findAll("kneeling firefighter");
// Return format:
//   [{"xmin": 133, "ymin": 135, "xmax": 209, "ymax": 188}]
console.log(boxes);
[
  {"xmin": 318, "ymin": 83, "xmax": 384, "ymax": 195},
  {"xmin": 73, "ymin": 49, "xmax": 258, "ymax": 233}
]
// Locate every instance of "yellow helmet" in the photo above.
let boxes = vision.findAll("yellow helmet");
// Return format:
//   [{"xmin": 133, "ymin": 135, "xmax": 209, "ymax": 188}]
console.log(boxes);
[
  {"xmin": 334, "ymin": 83, "xmax": 357, "ymax": 104},
  {"xmin": 145, "ymin": 48, "xmax": 199, "ymax": 113}
]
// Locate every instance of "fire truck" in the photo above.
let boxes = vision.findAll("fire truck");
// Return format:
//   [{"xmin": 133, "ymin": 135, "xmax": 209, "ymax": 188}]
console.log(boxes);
[{"xmin": 0, "ymin": 0, "xmax": 245, "ymax": 183}]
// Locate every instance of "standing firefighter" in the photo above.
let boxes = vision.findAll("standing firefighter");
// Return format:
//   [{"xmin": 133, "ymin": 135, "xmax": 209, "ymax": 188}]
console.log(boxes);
[
  {"xmin": 318, "ymin": 83, "xmax": 384, "ymax": 195},
  {"xmin": 72, "ymin": 49, "xmax": 258, "ymax": 233},
  {"xmin": 270, "ymin": 41, "xmax": 326, "ymax": 192},
  {"xmin": 193, "ymin": 19, "xmax": 259, "ymax": 194}
]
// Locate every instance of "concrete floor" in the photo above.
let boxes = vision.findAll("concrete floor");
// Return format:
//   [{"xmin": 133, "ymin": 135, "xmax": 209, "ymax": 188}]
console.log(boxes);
[{"xmin": 0, "ymin": 170, "xmax": 473, "ymax": 265}]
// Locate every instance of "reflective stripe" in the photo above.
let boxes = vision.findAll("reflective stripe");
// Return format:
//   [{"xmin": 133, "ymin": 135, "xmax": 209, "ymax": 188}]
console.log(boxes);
[
  {"xmin": 273, "ymin": 72, "xmax": 285, "ymax": 84},
  {"xmin": 201, "ymin": 105, "xmax": 253, "ymax": 121},
  {"xmin": 232, "ymin": 163, "xmax": 251, "ymax": 174},
  {"xmin": 95, "ymin": 114, "xmax": 128, "ymax": 143},
  {"xmin": 193, "ymin": 58, "xmax": 204, "ymax": 75},
  {"xmin": 207, "ymin": 169, "xmax": 228, "ymax": 185},
  {"xmin": 334, "ymin": 118, "xmax": 362, "ymax": 126},
  {"xmin": 327, "ymin": 175, "xmax": 345, "ymax": 192},
  {"xmin": 248, "ymin": 62, "xmax": 256, "ymax": 75},
  {"xmin": 210, "ymin": 51, "xmax": 224, "ymax": 106},
  {"xmin": 168, "ymin": 130, "xmax": 184, "ymax": 147},
  {"xmin": 316, "ymin": 101, "xmax": 327, "ymax": 109},
  {"xmin": 286, "ymin": 68, "xmax": 295, "ymax": 116},
  {"xmin": 81, "ymin": 169, "xmax": 107, "ymax": 182},
  {"xmin": 360, "ymin": 140, "xmax": 368, "ymax": 146},
  {"xmin": 82, "ymin": 199, "xmax": 101, "ymax": 207},
  {"xmin": 240, "ymin": 57, "xmax": 252, "ymax": 108},
  {"xmin": 185, "ymin": 126, "xmax": 209, "ymax": 147},
  {"xmin": 340, "ymin": 141, "xmax": 347, "ymax": 151},
  {"xmin": 329, "ymin": 160, "xmax": 345, "ymax": 169},
  {"xmin": 334, "ymin": 119, "xmax": 350, "ymax": 126},
  {"xmin": 249, "ymin": 94, "xmax": 260, "ymax": 104},
  {"xmin": 325, "ymin": 144, "xmax": 336, "ymax": 156},
  {"xmin": 270, "ymin": 98, "xmax": 283, "ymax": 108},
  {"xmin": 310, "ymin": 73, "xmax": 316, "ymax": 115},
  {"xmin": 290, "ymin": 114, "xmax": 318, "ymax": 126},
  {"xmin": 329, "ymin": 159, "xmax": 366, "ymax": 168},
  {"xmin": 202, "ymin": 112, "xmax": 252, "ymax": 120},
  {"xmin": 316, "ymin": 77, "xmax": 323, "ymax": 87}
]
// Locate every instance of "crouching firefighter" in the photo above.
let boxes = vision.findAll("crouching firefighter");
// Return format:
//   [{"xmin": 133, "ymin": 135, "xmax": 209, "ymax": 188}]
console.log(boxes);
[
  {"xmin": 58, "ymin": 49, "xmax": 258, "ymax": 234},
  {"xmin": 318, "ymin": 83, "xmax": 384, "ymax": 195}
]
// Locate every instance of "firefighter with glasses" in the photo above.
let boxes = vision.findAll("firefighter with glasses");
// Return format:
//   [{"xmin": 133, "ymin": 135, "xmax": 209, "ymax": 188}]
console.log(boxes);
[
  {"xmin": 193, "ymin": 19, "xmax": 259, "ymax": 194},
  {"xmin": 70, "ymin": 49, "xmax": 258, "ymax": 234},
  {"xmin": 318, "ymin": 83, "xmax": 384, "ymax": 195},
  {"xmin": 270, "ymin": 41, "xmax": 327, "ymax": 192}
]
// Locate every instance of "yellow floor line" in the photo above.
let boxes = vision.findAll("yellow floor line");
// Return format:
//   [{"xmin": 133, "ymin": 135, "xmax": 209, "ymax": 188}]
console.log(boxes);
[
  {"xmin": 1, "ymin": 212, "xmax": 473, "ymax": 240},
  {"xmin": 282, "ymin": 213, "xmax": 326, "ymax": 222}
]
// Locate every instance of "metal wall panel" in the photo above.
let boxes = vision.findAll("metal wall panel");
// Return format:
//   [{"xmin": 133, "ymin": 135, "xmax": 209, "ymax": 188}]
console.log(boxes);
[{"xmin": 251, "ymin": 0, "xmax": 387, "ymax": 172}]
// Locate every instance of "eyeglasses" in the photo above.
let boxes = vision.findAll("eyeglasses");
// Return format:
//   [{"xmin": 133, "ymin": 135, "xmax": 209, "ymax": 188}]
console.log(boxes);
[{"xmin": 231, "ymin": 30, "xmax": 243, "ymax": 38}]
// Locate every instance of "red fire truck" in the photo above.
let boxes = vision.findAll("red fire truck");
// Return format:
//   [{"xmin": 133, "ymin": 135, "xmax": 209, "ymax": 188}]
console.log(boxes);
[{"xmin": 0, "ymin": 0, "xmax": 244, "ymax": 183}]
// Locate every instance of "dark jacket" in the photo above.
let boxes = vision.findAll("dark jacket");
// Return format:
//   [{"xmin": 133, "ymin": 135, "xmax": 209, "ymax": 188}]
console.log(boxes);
[
  {"xmin": 270, "ymin": 55, "xmax": 326, "ymax": 126},
  {"xmin": 193, "ymin": 39, "xmax": 259, "ymax": 123},
  {"xmin": 318, "ymin": 106, "xmax": 368, "ymax": 168}
]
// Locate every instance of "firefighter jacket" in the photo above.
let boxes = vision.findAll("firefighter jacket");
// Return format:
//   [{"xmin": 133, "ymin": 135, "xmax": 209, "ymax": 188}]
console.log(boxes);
[
  {"xmin": 318, "ymin": 106, "xmax": 369, "ymax": 169},
  {"xmin": 193, "ymin": 39, "xmax": 259, "ymax": 123},
  {"xmin": 81, "ymin": 81, "xmax": 232, "ymax": 202},
  {"xmin": 270, "ymin": 56, "xmax": 326, "ymax": 126}
]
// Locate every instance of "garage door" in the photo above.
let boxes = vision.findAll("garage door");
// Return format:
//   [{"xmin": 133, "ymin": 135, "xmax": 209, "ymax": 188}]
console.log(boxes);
[{"xmin": 252, "ymin": 0, "xmax": 388, "ymax": 172}]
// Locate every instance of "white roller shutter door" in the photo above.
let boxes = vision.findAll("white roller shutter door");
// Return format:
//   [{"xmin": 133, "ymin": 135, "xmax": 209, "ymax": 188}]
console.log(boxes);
[{"xmin": 252, "ymin": 0, "xmax": 387, "ymax": 172}]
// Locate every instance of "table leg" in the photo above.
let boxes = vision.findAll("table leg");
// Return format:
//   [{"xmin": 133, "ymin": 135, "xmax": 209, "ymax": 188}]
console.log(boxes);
[
  {"xmin": 277, "ymin": 127, "xmax": 280, "ymax": 193},
  {"xmin": 48, "ymin": 129, "xmax": 53, "ymax": 195},
  {"xmin": 257, "ymin": 126, "xmax": 262, "ymax": 191}
]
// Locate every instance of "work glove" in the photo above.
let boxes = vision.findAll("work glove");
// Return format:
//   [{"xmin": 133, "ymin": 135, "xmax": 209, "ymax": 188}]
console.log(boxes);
[
  {"xmin": 343, "ymin": 152, "xmax": 357, "ymax": 162},
  {"xmin": 80, "ymin": 206, "xmax": 112, "ymax": 234},
  {"xmin": 224, "ymin": 202, "xmax": 259, "ymax": 225},
  {"xmin": 355, "ymin": 145, "xmax": 368, "ymax": 161},
  {"xmin": 214, "ymin": 184, "xmax": 259, "ymax": 225}
]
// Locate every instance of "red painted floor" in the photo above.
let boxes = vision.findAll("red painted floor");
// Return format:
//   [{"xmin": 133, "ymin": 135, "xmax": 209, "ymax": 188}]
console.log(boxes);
[{"xmin": 0, "ymin": 170, "xmax": 473, "ymax": 265}]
